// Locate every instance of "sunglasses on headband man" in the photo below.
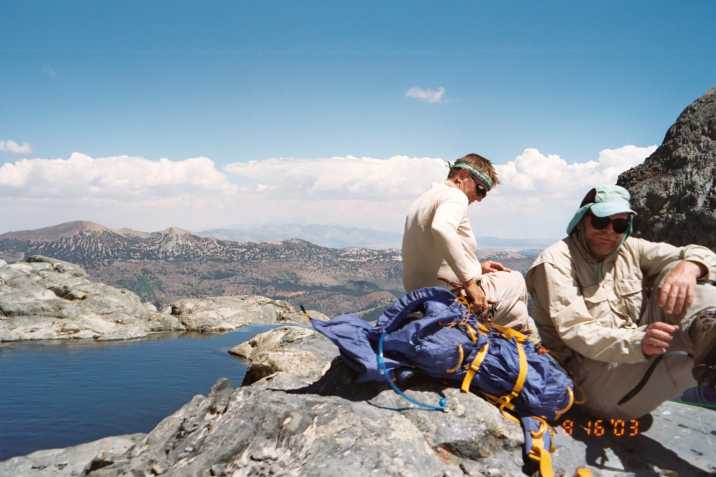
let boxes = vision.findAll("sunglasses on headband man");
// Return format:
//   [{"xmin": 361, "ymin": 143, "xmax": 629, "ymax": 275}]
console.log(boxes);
[
  {"xmin": 589, "ymin": 211, "xmax": 631, "ymax": 234},
  {"xmin": 467, "ymin": 173, "xmax": 488, "ymax": 199}
]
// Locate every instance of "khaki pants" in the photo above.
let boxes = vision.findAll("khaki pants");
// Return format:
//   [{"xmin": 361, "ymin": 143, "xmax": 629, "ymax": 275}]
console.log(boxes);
[
  {"xmin": 572, "ymin": 281, "xmax": 716, "ymax": 418},
  {"xmin": 479, "ymin": 270, "xmax": 539, "ymax": 338}
]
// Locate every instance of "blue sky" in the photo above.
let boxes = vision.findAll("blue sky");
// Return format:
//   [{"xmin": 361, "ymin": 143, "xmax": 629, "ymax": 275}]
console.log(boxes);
[{"xmin": 1, "ymin": 1, "xmax": 715, "ymax": 239}]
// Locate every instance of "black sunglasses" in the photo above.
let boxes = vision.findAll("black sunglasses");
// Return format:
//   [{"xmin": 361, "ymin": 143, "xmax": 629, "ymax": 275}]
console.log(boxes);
[
  {"xmin": 590, "ymin": 212, "xmax": 630, "ymax": 234},
  {"xmin": 469, "ymin": 174, "xmax": 488, "ymax": 198}
]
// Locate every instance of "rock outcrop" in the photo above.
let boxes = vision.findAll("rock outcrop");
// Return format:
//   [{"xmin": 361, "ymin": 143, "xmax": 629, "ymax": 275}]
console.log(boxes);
[
  {"xmin": 0, "ymin": 256, "xmax": 315, "ymax": 342},
  {"xmin": 4, "ymin": 325, "xmax": 714, "ymax": 476},
  {"xmin": 618, "ymin": 87, "xmax": 716, "ymax": 249},
  {"xmin": 168, "ymin": 297, "xmax": 323, "ymax": 333}
]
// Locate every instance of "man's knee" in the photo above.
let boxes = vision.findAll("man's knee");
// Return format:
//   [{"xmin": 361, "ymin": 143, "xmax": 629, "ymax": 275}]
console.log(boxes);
[
  {"xmin": 483, "ymin": 269, "xmax": 527, "ymax": 302},
  {"xmin": 501, "ymin": 269, "xmax": 526, "ymax": 292}
]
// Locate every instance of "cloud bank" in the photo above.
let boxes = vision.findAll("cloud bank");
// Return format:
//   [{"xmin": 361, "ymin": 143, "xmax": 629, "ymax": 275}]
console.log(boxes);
[
  {"xmin": 0, "ymin": 152, "xmax": 235, "ymax": 199},
  {"xmin": 0, "ymin": 139, "xmax": 32, "ymax": 155},
  {"xmin": 0, "ymin": 145, "xmax": 656, "ymax": 239},
  {"xmin": 224, "ymin": 155, "xmax": 446, "ymax": 200},
  {"xmin": 405, "ymin": 86, "xmax": 445, "ymax": 104}
]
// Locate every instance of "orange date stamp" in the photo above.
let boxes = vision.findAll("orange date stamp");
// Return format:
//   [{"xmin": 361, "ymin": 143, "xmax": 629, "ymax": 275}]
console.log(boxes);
[{"xmin": 560, "ymin": 418, "xmax": 641, "ymax": 438}]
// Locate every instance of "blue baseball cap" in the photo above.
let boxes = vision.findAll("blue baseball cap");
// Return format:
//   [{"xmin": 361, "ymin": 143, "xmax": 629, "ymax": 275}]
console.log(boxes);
[{"xmin": 566, "ymin": 185, "xmax": 636, "ymax": 235}]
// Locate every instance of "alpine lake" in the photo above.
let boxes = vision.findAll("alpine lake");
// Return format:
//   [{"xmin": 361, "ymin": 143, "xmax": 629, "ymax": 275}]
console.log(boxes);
[{"xmin": 0, "ymin": 325, "xmax": 275, "ymax": 461}]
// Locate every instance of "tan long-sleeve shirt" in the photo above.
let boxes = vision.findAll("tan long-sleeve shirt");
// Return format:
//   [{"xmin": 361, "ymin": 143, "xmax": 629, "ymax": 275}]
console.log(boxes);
[
  {"xmin": 526, "ymin": 233, "xmax": 716, "ymax": 365},
  {"xmin": 401, "ymin": 181, "xmax": 481, "ymax": 291}
]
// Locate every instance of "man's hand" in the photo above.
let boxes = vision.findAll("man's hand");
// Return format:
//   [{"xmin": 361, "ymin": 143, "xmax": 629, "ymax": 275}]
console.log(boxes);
[
  {"xmin": 641, "ymin": 322, "xmax": 678, "ymax": 357},
  {"xmin": 463, "ymin": 279, "xmax": 492, "ymax": 315},
  {"xmin": 658, "ymin": 260, "xmax": 705, "ymax": 317},
  {"xmin": 482, "ymin": 260, "xmax": 511, "ymax": 274}
]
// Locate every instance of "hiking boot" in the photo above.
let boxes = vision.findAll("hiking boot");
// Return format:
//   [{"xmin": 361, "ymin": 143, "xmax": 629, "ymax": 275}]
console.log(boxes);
[{"xmin": 690, "ymin": 308, "xmax": 716, "ymax": 387}]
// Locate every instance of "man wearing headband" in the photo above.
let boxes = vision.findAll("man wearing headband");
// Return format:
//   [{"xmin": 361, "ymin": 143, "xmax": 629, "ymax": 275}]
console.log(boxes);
[
  {"xmin": 526, "ymin": 185, "xmax": 716, "ymax": 418},
  {"xmin": 402, "ymin": 153, "xmax": 536, "ymax": 334}
]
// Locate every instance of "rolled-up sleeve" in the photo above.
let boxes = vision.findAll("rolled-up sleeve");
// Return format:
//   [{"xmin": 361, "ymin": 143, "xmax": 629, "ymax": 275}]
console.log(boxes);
[
  {"xmin": 529, "ymin": 262, "xmax": 647, "ymax": 364},
  {"xmin": 637, "ymin": 238, "xmax": 716, "ymax": 283},
  {"xmin": 431, "ymin": 195, "xmax": 481, "ymax": 284}
]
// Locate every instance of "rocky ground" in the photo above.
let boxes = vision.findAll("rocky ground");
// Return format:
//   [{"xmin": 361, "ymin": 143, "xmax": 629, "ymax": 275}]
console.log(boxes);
[
  {"xmin": 2, "ymin": 324, "xmax": 714, "ymax": 476},
  {"xmin": 0, "ymin": 256, "xmax": 318, "ymax": 342}
]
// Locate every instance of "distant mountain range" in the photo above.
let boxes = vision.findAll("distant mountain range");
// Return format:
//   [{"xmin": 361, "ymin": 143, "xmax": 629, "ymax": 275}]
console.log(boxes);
[
  {"xmin": 197, "ymin": 223, "xmax": 554, "ymax": 250},
  {"xmin": 0, "ymin": 221, "xmax": 404, "ymax": 316},
  {"xmin": 197, "ymin": 224, "xmax": 403, "ymax": 249},
  {"xmin": 0, "ymin": 221, "xmax": 539, "ymax": 316}
]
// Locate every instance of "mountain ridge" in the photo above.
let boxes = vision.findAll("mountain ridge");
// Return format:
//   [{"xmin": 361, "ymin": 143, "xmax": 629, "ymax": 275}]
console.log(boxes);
[{"xmin": 0, "ymin": 221, "xmax": 406, "ymax": 316}]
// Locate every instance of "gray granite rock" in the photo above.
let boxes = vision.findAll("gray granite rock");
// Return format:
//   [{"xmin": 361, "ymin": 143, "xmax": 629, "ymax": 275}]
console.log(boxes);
[
  {"xmin": 168, "ymin": 296, "xmax": 321, "ymax": 333},
  {"xmin": 228, "ymin": 326, "xmax": 336, "ymax": 384},
  {"xmin": 619, "ymin": 87, "xmax": 716, "ymax": 250},
  {"xmin": 0, "ymin": 256, "xmax": 184, "ymax": 342},
  {"xmin": 0, "ymin": 256, "xmax": 316, "ymax": 342},
  {"xmin": 0, "ymin": 434, "xmax": 143, "ymax": 477}
]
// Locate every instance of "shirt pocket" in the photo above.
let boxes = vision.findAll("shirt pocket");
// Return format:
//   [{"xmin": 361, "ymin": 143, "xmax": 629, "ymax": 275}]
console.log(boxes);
[
  {"xmin": 581, "ymin": 284, "xmax": 614, "ymax": 325},
  {"xmin": 615, "ymin": 278, "xmax": 643, "ymax": 324}
]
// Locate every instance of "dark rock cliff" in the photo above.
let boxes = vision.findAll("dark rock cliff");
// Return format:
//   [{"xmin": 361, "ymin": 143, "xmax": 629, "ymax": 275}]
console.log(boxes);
[{"xmin": 618, "ymin": 88, "xmax": 716, "ymax": 249}]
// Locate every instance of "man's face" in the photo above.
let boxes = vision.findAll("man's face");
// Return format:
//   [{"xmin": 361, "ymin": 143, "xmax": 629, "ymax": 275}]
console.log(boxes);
[
  {"xmin": 454, "ymin": 170, "xmax": 487, "ymax": 204},
  {"xmin": 583, "ymin": 212, "xmax": 630, "ymax": 259},
  {"xmin": 466, "ymin": 175, "xmax": 487, "ymax": 204}
]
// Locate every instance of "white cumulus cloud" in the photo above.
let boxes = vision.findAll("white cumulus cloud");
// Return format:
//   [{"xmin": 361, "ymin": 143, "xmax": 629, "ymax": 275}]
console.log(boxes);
[
  {"xmin": 405, "ymin": 86, "xmax": 445, "ymax": 104},
  {"xmin": 495, "ymin": 145, "xmax": 656, "ymax": 197},
  {"xmin": 0, "ymin": 152, "xmax": 237, "ymax": 199},
  {"xmin": 225, "ymin": 155, "xmax": 448, "ymax": 200},
  {"xmin": 0, "ymin": 139, "xmax": 32, "ymax": 155},
  {"xmin": 475, "ymin": 144, "xmax": 657, "ymax": 238}
]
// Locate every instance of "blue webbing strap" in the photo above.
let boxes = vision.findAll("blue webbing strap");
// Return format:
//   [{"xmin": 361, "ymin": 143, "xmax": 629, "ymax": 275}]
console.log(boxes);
[{"xmin": 376, "ymin": 331, "xmax": 447, "ymax": 412}]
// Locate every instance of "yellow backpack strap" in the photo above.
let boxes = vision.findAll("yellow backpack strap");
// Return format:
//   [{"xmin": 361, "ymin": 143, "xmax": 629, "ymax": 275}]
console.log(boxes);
[
  {"xmin": 491, "ymin": 323, "xmax": 528, "ymax": 343},
  {"xmin": 464, "ymin": 323, "xmax": 478, "ymax": 343},
  {"xmin": 445, "ymin": 345, "xmax": 464, "ymax": 374},
  {"xmin": 553, "ymin": 386, "xmax": 575, "ymax": 421},
  {"xmin": 526, "ymin": 418, "xmax": 555, "ymax": 477},
  {"xmin": 460, "ymin": 342, "xmax": 490, "ymax": 393},
  {"xmin": 495, "ymin": 340, "xmax": 528, "ymax": 414}
]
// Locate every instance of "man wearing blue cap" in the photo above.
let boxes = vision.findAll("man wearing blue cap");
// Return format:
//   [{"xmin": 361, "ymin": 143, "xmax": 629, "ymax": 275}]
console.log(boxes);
[
  {"xmin": 526, "ymin": 185, "xmax": 716, "ymax": 418},
  {"xmin": 402, "ymin": 153, "xmax": 536, "ymax": 335}
]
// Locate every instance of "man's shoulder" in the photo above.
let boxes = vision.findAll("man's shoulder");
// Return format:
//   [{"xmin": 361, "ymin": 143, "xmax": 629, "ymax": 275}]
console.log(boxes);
[
  {"xmin": 435, "ymin": 181, "xmax": 468, "ymax": 202},
  {"xmin": 537, "ymin": 239, "xmax": 571, "ymax": 261},
  {"xmin": 529, "ymin": 239, "xmax": 572, "ymax": 271},
  {"xmin": 413, "ymin": 181, "xmax": 467, "ymax": 207}
]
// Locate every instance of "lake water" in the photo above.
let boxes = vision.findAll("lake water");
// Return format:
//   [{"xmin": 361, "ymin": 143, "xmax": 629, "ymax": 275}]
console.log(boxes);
[{"xmin": 0, "ymin": 326, "xmax": 273, "ymax": 461}]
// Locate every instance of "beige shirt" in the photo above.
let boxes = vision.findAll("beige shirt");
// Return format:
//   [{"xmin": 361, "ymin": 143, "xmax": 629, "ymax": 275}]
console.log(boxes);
[
  {"xmin": 401, "ymin": 181, "xmax": 481, "ymax": 291},
  {"xmin": 526, "ymin": 233, "xmax": 716, "ymax": 365}
]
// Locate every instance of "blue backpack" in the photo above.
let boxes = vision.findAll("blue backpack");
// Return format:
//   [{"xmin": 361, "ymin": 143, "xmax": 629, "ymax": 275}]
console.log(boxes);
[{"xmin": 311, "ymin": 287, "xmax": 576, "ymax": 477}]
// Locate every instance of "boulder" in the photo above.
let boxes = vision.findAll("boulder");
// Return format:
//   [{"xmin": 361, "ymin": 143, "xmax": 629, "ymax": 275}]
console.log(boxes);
[
  {"xmin": 0, "ymin": 256, "xmax": 184, "ymax": 341},
  {"xmin": 0, "ymin": 256, "xmax": 316, "ymax": 342},
  {"xmin": 168, "ymin": 296, "xmax": 322, "ymax": 332},
  {"xmin": 229, "ymin": 326, "xmax": 339, "ymax": 384},
  {"xmin": 0, "ymin": 434, "xmax": 142, "ymax": 477},
  {"xmin": 618, "ymin": 87, "xmax": 716, "ymax": 250}
]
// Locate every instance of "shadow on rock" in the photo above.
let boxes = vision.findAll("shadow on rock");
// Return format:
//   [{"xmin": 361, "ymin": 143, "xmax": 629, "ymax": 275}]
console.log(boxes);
[
  {"xmin": 280, "ymin": 357, "xmax": 386, "ymax": 402},
  {"xmin": 282, "ymin": 359, "xmax": 454, "ymax": 412},
  {"xmin": 561, "ymin": 408, "xmax": 715, "ymax": 476}
]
